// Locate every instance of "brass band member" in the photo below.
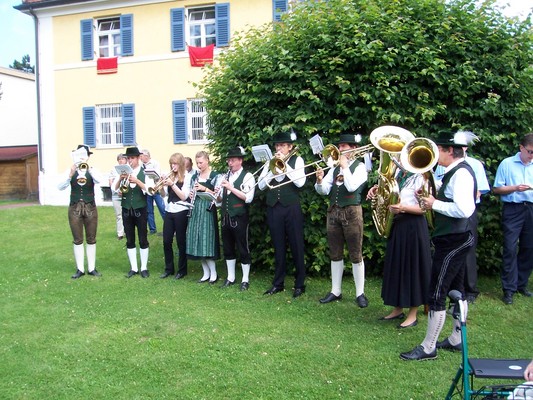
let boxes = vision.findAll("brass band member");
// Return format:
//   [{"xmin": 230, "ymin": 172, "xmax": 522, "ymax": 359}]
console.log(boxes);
[
  {"xmin": 259, "ymin": 130, "xmax": 307, "ymax": 298},
  {"xmin": 315, "ymin": 133, "xmax": 369, "ymax": 307},
  {"xmin": 160, "ymin": 153, "xmax": 191, "ymax": 279},
  {"xmin": 114, "ymin": 146, "xmax": 150, "ymax": 278},
  {"xmin": 219, "ymin": 147, "xmax": 256, "ymax": 291},
  {"xmin": 58, "ymin": 144, "xmax": 102, "ymax": 279}
]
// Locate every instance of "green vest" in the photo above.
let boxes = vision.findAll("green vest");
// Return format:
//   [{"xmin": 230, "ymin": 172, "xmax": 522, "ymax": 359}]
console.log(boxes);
[
  {"xmin": 329, "ymin": 161, "xmax": 365, "ymax": 207},
  {"xmin": 266, "ymin": 156, "xmax": 301, "ymax": 207},
  {"xmin": 432, "ymin": 161, "xmax": 477, "ymax": 237},
  {"xmin": 121, "ymin": 168, "xmax": 147, "ymax": 209},
  {"xmin": 69, "ymin": 172, "xmax": 95, "ymax": 205},
  {"xmin": 222, "ymin": 170, "xmax": 247, "ymax": 217}
]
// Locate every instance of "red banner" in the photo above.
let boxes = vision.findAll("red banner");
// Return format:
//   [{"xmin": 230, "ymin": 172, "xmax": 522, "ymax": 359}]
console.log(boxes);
[
  {"xmin": 188, "ymin": 45, "xmax": 215, "ymax": 67},
  {"xmin": 97, "ymin": 57, "xmax": 118, "ymax": 74}
]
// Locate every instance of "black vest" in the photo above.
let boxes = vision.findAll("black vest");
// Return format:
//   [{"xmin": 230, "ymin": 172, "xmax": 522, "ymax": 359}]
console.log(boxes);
[
  {"xmin": 329, "ymin": 161, "xmax": 365, "ymax": 207},
  {"xmin": 433, "ymin": 161, "xmax": 477, "ymax": 237}
]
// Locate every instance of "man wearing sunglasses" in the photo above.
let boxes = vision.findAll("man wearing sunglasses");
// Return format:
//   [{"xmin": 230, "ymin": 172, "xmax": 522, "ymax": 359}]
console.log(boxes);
[{"xmin": 493, "ymin": 133, "xmax": 533, "ymax": 305}]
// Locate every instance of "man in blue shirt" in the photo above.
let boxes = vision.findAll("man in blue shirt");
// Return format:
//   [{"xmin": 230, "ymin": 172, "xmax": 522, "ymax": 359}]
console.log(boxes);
[{"xmin": 493, "ymin": 133, "xmax": 533, "ymax": 305}]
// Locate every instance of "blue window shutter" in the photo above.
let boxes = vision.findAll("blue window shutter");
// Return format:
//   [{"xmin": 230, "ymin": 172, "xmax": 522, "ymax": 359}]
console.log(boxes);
[
  {"xmin": 80, "ymin": 19, "xmax": 94, "ymax": 61},
  {"xmin": 120, "ymin": 14, "xmax": 134, "ymax": 56},
  {"xmin": 172, "ymin": 100, "xmax": 188, "ymax": 144},
  {"xmin": 215, "ymin": 3, "xmax": 230, "ymax": 47},
  {"xmin": 122, "ymin": 104, "xmax": 136, "ymax": 145},
  {"xmin": 273, "ymin": 0, "xmax": 288, "ymax": 22},
  {"xmin": 82, "ymin": 107, "xmax": 96, "ymax": 147},
  {"xmin": 170, "ymin": 8, "xmax": 185, "ymax": 52}
]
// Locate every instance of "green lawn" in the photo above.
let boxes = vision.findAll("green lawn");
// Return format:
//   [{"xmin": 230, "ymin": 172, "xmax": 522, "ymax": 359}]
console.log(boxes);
[{"xmin": 0, "ymin": 205, "xmax": 531, "ymax": 399}]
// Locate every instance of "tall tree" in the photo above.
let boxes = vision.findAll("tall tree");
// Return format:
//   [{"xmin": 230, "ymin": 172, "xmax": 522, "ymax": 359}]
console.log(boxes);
[
  {"xmin": 10, "ymin": 54, "xmax": 35, "ymax": 74},
  {"xmin": 198, "ymin": 0, "xmax": 533, "ymax": 275}
]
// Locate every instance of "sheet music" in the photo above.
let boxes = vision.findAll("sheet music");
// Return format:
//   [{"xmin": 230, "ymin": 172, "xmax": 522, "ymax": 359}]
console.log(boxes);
[
  {"xmin": 71, "ymin": 148, "xmax": 89, "ymax": 164},
  {"xmin": 115, "ymin": 164, "xmax": 133, "ymax": 175},
  {"xmin": 251, "ymin": 145, "xmax": 273, "ymax": 163},
  {"xmin": 144, "ymin": 169, "xmax": 160, "ymax": 180},
  {"xmin": 309, "ymin": 134, "xmax": 324, "ymax": 155}
]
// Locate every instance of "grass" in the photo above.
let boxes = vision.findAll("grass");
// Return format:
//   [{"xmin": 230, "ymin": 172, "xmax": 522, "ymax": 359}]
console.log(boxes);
[{"xmin": 0, "ymin": 205, "xmax": 531, "ymax": 399}]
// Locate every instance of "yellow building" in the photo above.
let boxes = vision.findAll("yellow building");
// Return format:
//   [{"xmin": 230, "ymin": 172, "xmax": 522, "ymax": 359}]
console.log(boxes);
[{"xmin": 16, "ymin": 0, "xmax": 292, "ymax": 205}]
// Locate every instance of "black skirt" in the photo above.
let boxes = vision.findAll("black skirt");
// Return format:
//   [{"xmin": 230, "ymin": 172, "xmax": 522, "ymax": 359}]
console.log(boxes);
[{"xmin": 381, "ymin": 213, "xmax": 432, "ymax": 308}]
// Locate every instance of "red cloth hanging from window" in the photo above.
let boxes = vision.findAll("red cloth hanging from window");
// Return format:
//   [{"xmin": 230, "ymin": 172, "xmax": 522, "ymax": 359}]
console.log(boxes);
[
  {"xmin": 97, "ymin": 57, "xmax": 118, "ymax": 74},
  {"xmin": 188, "ymin": 44, "xmax": 215, "ymax": 67}
]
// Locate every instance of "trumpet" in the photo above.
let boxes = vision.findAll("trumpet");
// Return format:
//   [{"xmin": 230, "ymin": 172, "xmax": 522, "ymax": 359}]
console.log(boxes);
[
  {"xmin": 76, "ymin": 162, "xmax": 89, "ymax": 185},
  {"xmin": 148, "ymin": 172, "xmax": 174, "ymax": 196},
  {"xmin": 119, "ymin": 176, "xmax": 130, "ymax": 194}
]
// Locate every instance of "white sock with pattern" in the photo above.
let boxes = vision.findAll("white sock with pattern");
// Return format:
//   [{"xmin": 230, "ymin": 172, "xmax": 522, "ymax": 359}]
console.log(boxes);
[{"xmin": 421, "ymin": 310, "xmax": 446, "ymax": 353}]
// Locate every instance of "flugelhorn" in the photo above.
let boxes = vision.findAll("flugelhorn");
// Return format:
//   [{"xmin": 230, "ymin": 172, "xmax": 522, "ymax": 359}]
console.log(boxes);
[
  {"xmin": 119, "ymin": 176, "xmax": 130, "ymax": 194},
  {"xmin": 76, "ymin": 162, "xmax": 89, "ymax": 185}
]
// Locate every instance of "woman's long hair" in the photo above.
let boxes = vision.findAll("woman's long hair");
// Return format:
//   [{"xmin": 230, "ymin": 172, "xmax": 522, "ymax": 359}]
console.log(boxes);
[{"xmin": 168, "ymin": 152, "xmax": 185, "ymax": 184}]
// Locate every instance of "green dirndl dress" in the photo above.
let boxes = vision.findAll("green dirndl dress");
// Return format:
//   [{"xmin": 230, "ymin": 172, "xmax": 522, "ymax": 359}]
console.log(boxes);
[{"xmin": 186, "ymin": 171, "xmax": 220, "ymax": 260}]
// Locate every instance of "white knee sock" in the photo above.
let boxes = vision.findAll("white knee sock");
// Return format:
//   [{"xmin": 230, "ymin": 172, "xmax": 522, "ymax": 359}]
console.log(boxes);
[
  {"xmin": 421, "ymin": 310, "xmax": 447, "ymax": 353},
  {"xmin": 140, "ymin": 248, "xmax": 149, "ymax": 271},
  {"xmin": 241, "ymin": 263, "xmax": 250, "ymax": 283},
  {"xmin": 200, "ymin": 260, "xmax": 210, "ymax": 280},
  {"xmin": 331, "ymin": 260, "xmax": 344, "ymax": 296},
  {"xmin": 74, "ymin": 244, "xmax": 85, "ymax": 273},
  {"xmin": 352, "ymin": 261, "xmax": 365, "ymax": 297},
  {"xmin": 206, "ymin": 259, "xmax": 217, "ymax": 281},
  {"xmin": 86, "ymin": 244, "xmax": 96, "ymax": 273},
  {"xmin": 448, "ymin": 300, "xmax": 468, "ymax": 346},
  {"xmin": 226, "ymin": 259, "xmax": 236, "ymax": 282},
  {"xmin": 127, "ymin": 248, "xmax": 138, "ymax": 272}
]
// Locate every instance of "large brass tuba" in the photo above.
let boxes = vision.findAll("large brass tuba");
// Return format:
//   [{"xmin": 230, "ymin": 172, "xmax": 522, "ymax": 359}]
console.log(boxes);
[{"xmin": 369, "ymin": 126, "xmax": 415, "ymax": 238}]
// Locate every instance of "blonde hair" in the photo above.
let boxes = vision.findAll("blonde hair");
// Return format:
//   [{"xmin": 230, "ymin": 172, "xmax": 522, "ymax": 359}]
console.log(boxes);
[
  {"xmin": 168, "ymin": 153, "xmax": 185, "ymax": 184},
  {"xmin": 195, "ymin": 150, "xmax": 210, "ymax": 162}
]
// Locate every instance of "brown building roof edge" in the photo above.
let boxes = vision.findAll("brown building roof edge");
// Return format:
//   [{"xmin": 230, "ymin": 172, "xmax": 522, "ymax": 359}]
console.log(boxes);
[{"xmin": 0, "ymin": 145, "xmax": 38, "ymax": 161}]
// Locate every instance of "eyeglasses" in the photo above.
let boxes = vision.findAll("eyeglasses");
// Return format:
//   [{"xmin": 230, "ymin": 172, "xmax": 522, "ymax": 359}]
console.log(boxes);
[{"xmin": 523, "ymin": 147, "xmax": 533, "ymax": 155}]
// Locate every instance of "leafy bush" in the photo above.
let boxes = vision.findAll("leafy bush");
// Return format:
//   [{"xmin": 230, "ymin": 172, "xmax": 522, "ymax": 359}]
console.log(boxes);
[{"xmin": 197, "ymin": 0, "xmax": 533, "ymax": 276}]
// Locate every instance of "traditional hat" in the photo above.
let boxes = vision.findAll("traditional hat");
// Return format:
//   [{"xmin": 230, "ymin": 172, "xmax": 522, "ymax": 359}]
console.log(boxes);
[
  {"xmin": 124, "ymin": 146, "xmax": 141, "ymax": 157},
  {"xmin": 272, "ymin": 129, "xmax": 297, "ymax": 143},
  {"xmin": 76, "ymin": 144, "xmax": 93, "ymax": 155},
  {"xmin": 226, "ymin": 146, "xmax": 246, "ymax": 158},
  {"xmin": 434, "ymin": 130, "xmax": 478, "ymax": 148},
  {"xmin": 337, "ymin": 133, "xmax": 362, "ymax": 145}
]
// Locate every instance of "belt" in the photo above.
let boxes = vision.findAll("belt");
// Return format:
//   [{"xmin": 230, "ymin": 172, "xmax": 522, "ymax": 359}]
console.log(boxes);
[{"xmin": 505, "ymin": 201, "xmax": 533, "ymax": 206}]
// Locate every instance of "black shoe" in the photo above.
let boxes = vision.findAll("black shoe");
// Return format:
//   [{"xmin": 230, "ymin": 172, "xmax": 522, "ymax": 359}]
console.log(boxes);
[
  {"xmin": 126, "ymin": 270, "xmax": 138, "ymax": 278},
  {"xmin": 140, "ymin": 270, "xmax": 150, "ymax": 278},
  {"xmin": 88, "ymin": 270, "xmax": 102, "ymax": 277},
  {"xmin": 117, "ymin": 236, "xmax": 124, "ymax": 240},
  {"xmin": 208, "ymin": 277, "xmax": 219, "ymax": 285},
  {"xmin": 503, "ymin": 291, "xmax": 514, "ymax": 305},
  {"xmin": 160, "ymin": 272, "xmax": 172, "ymax": 279},
  {"xmin": 436, "ymin": 338, "xmax": 462, "ymax": 352},
  {"xmin": 397, "ymin": 320, "xmax": 418, "ymax": 329},
  {"xmin": 220, "ymin": 279, "xmax": 235, "ymax": 288},
  {"xmin": 356, "ymin": 293, "xmax": 369, "ymax": 308},
  {"xmin": 518, "ymin": 288, "xmax": 532, "ymax": 297},
  {"xmin": 71, "ymin": 270, "xmax": 85, "ymax": 279},
  {"xmin": 379, "ymin": 312, "xmax": 405, "ymax": 321},
  {"xmin": 149, "ymin": 230, "xmax": 157, "ymax": 235},
  {"xmin": 293, "ymin": 288, "xmax": 305, "ymax": 298},
  {"xmin": 466, "ymin": 294, "xmax": 477, "ymax": 304},
  {"xmin": 240, "ymin": 282, "xmax": 250, "ymax": 291},
  {"xmin": 197, "ymin": 277, "xmax": 209, "ymax": 283},
  {"xmin": 400, "ymin": 345, "xmax": 437, "ymax": 361},
  {"xmin": 174, "ymin": 272, "xmax": 187, "ymax": 280},
  {"xmin": 264, "ymin": 286, "xmax": 284, "ymax": 295},
  {"xmin": 319, "ymin": 292, "xmax": 342, "ymax": 304}
]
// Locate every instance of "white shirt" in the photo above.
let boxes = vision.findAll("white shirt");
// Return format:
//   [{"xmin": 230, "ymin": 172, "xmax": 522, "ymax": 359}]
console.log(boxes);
[
  {"xmin": 314, "ymin": 159, "xmax": 367, "ymax": 195},
  {"xmin": 433, "ymin": 159, "xmax": 476, "ymax": 219},
  {"xmin": 165, "ymin": 173, "xmax": 192, "ymax": 213},
  {"xmin": 258, "ymin": 155, "xmax": 306, "ymax": 190},
  {"xmin": 226, "ymin": 167, "xmax": 255, "ymax": 203}
]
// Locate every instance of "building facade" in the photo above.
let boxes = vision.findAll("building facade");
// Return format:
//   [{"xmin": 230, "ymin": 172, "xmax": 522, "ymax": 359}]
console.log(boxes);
[{"xmin": 16, "ymin": 0, "xmax": 292, "ymax": 205}]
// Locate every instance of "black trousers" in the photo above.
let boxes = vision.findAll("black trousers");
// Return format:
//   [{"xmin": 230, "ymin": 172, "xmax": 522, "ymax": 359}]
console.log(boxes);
[
  {"xmin": 123, "ymin": 207, "xmax": 149, "ymax": 249},
  {"xmin": 163, "ymin": 210, "xmax": 188, "ymax": 275},
  {"xmin": 266, "ymin": 203, "xmax": 306, "ymax": 290},
  {"xmin": 221, "ymin": 213, "xmax": 251, "ymax": 264},
  {"xmin": 428, "ymin": 231, "xmax": 474, "ymax": 311}
]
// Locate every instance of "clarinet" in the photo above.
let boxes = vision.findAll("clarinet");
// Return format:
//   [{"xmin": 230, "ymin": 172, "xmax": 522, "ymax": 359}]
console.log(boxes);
[
  {"xmin": 207, "ymin": 170, "xmax": 230, "ymax": 212},
  {"xmin": 187, "ymin": 174, "xmax": 198, "ymax": 218}
]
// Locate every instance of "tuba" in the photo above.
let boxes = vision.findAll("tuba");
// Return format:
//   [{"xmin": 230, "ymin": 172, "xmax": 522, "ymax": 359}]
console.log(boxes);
[{"xmin": 369, "ymin": 126, "xmax": 415, "ymax": 238}]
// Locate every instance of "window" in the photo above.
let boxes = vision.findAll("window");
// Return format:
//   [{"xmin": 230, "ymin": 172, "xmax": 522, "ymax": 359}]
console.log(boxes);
[
  {"xmin": 188, "ymin": 99, "xmax": 209, "ymax": 142},
  {"xmin": 172, "ymin": 99, "xmax": 209, "ymax": 144},
  {"xmin": 80, "ymin": 14, "xmax": 133, "ymax": 60},
  {"xmin": 97, "ymin": 18, "xmax": 121, "ymax": 57},
  {"xmin": 170, "ymin": 4, "xmax": 229, "ymax": 52},
  {"xmin": 188, "ymin": 7, "xmax": 216, "ymax": 47},
  {"xmin": 83, "ymin": 104, "xmax": 135, "ymax": 148}
]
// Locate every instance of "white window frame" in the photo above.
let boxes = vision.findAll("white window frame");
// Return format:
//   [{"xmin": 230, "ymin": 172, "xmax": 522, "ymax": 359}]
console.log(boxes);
[
  {"xmin": 188, "ymin": 99, "xmax": 209, "ymax": 143},
  {"xmin": 96, "ymin": 103, "xmax": 123, "ymax": 147},
  {"xmin": 186, "ymin": 6, "xmax": 216, "ymax": 47},
  {"xmin": 97, "ymin": 17, "xmax": 121, "ymax": 57}
]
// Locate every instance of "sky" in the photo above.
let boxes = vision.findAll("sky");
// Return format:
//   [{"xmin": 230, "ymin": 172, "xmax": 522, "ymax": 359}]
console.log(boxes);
[{"xmin": 0, "ymin": 0, "xmax": 531, "ymax": 69}]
